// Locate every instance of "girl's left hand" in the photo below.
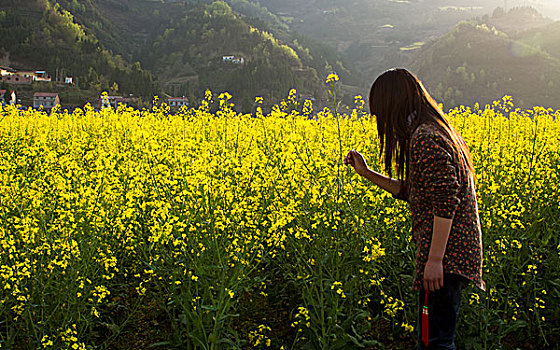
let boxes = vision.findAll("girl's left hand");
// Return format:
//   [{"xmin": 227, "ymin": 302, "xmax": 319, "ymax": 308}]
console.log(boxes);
[
  {"xmin": 423, "ymin": 259, "xmax": 444, "ymax": 292},
  {"xmin": 344, "ymin": 149, "xmax": 369, "ymax": 176}
]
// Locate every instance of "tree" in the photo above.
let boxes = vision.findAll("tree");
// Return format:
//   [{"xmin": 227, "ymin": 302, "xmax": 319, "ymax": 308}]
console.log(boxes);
[{"xmin": 493, "ymin": 7, "xmax": 505, "ymax": 18}]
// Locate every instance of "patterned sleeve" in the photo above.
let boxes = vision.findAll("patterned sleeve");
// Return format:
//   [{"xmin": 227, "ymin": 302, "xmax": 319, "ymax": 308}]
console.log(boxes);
[{"xmin": 411, "ymin": 128, "xmax": 461, "ymax": 219}]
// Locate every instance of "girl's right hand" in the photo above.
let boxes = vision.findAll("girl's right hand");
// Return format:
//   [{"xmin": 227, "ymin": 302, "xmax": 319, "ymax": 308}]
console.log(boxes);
[{"xmin": 344, "ymin": 149, "xmax": 369, "ymax": 176}]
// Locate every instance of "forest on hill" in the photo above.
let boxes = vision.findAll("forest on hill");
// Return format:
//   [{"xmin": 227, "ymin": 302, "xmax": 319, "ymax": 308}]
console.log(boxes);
[
  {"xmin": 0, "ymin": 0, "xmax": 158, "ymax": 100},
  {"xmin": 410, "ymin": 7, "xmax": 560, "ymax": 109},
  {"xmin": 0, "ymin": 0, "xmax": 360, "ymax": 110},
  {"xmin": 243, "ymin": 0, "xmax": 560, "ymax": 108},
  {"xmin": 53, "ymin": 0, "xmax": 363, "ymax": 109},
  {"xmin": 2, "ymin": 0, "xmax": 560, "ymax": 109},
  {"xmin": 256, "ymin": 0, "xmax": 508, "ymax": 80}
]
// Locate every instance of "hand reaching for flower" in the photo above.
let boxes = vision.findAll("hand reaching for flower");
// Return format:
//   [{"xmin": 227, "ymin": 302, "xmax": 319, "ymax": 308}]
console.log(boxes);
[{"xmin": 344, "ymin": 149, "xmax": 370, "ymax": 176}]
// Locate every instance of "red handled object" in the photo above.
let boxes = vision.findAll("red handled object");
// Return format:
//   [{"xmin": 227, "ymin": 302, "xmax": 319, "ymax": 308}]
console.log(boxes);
[{"xmin": 422, "ymin": 290, "xmax": 429, "ymax": 347}]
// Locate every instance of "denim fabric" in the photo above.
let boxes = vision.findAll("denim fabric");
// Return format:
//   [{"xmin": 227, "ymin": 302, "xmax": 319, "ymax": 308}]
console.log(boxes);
[{"xmin": 417, "ymin": 273, "xmax": 469, "ymax": 350}]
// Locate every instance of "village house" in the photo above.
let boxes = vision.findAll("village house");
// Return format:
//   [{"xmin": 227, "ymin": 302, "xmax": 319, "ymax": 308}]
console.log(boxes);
[
  {"xmin": 0, "ymin": 66, "xmax": 14, "ymax": 76},
  {"xmin": 222, "ymin": 55, "xmax": 245, "ymax": 64},
  {"xmin": 17, "ymin": 70, "xmax": 36, "ymax": 79},
  {"xmin": 0, "ymin": 66, "xmax": 51, "ymax": 84},
  {"xmin": 168, "ymin": 96, "xmax": 189, "ymax": 108},
  {"xmin": 0, "ymin": 74, "xmax": 32, "ymax": 85},
  {"xmin": 65, "ymin": 77, "xmax": 73, "ymax": 84},
  {"xmin": 34, "ymin": 71, "xmax": 51, "ymax": 82},
  {"xmin": 33, "ymin": 92, "xmax": 60, "ymax": 110},
  {"xmin": 0, "ymin": 89, "xmax": 16, "ymax": 105},
  {"xmin": 100, "ymin": 95, "xmax": 129, "ymax": 109}
]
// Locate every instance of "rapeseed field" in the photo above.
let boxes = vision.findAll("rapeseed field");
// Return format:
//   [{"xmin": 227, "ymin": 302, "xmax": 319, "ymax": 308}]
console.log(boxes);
[{"xmin": 0, "ymin": 85, "xmax": 558, "ymax": 349}]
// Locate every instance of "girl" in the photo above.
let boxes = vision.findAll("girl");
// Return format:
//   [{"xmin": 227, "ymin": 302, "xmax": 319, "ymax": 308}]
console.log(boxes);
[{"xmin": 344, "ymin": 68, "xmax": 485, "ymax": 349}]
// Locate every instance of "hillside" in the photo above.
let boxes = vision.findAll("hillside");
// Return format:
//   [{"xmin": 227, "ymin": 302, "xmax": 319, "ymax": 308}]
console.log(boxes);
[
  {"xmin": 253, "ymin": 0, "xmax": 560, "ymax": 89},
  {"xmin": 141, "ymin": 2, "xmax": 323, "ymax": 110},
  {"xmin": 4, "ymin": 0, "xmax": 560, "ymax": 110},
  {"xmin": 515, "ymin": 19, "xmax": 560, "ymax": 59},
  {"xmin": 0, "ymin": 0, "xmax": 360, "ymax": 110},
  {"xmin": 409, "ymin": 7, "xmax": 560, "ymax": 109},
  {"xmin": 256, "ymin": 0, "xmax": 508, "ymax": 81},
  {"xmin": 0, "ymin": 0, "xmax": 159, "ymax": 100}
]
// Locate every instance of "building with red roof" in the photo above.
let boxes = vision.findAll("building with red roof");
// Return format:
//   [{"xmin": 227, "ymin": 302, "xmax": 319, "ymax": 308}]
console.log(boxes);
[
  {"xmin": 168, "ymin": 96, "xmax": 189, "ymax": 108},
  {"xmin": 33, "ymin": 92, "xmax": 60, "ymax": 109}
]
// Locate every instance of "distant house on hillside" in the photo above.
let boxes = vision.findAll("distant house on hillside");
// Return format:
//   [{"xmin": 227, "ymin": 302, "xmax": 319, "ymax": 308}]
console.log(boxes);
[
  {"xmin": 17, "ymin": 71, "xmax": 36, "ymax": 79},
  {"xmin": 222, "ymin": 55, "xmax": 245, "ymax": 64},
  {"xmin": 65, "ymin": 77, "xmax": 73, "ymax": 84},
  {"xmin": 34, "ymin": 92, "xmax": 60, "ymax": 109},
  {"xmin": 0, "ymin": 66, "xmax": 15, "ymax": 76},
  {"xmin": 0, "ymin": 66, "xmax": 51, "ymax": 84},
  {"xmin": 0, "ymin": 74, "xmax": 32, "ymax": 85},
  {"xmin": 0, "ymin": 89, "xmax": 16, "ymax": 105},
  {"xmin": 34, "ymin": 71, "xmax": 51, "ymax": 82},
  {"xmin": 168, "ymin": 96, "xmax": 189, "ymax": 108},
  {"xmin": 0, "ymin": 67, "xmax": 51, "ymax": 84},
  {"xmin": 100, "ymin": 95, "xmax": 129, "ymax": 109}
]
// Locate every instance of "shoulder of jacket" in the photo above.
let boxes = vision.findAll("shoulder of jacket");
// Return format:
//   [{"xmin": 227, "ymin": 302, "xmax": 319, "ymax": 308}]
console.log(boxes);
[
  {"xmin": 411, "ymin": 122, "xmax": 444, "ymax": 143},
  {"xmin": 411, "ymin": 123, "xmax": 457, "ymax": 159}
]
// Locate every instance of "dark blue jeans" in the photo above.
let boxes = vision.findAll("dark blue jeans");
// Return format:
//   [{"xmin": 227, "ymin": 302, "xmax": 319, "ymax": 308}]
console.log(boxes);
[{"xmin": 417, "ymin": 273, "xmax": 469, "ymax": 350}]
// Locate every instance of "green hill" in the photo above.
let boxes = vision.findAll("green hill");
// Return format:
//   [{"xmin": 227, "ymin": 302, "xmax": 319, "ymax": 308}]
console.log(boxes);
[
  {"xmin": 253, "ymin": 0, "xmax": 560, "ymax": 98},
  {"xmin": 0, "ymin": 0, "xmax": 158, "ymax": 100},
  {"xmin": 1, "ymin": 0, "xmax": 359, "ymax": 110},
  {"xmin": 409, "ymin": 7, "xmax": 560, "ymax": 109},
  {"xmin": 90, "ymin": 0, "xmax": 359, "ymax": 108},
  {"xmin": 142, "ymin": 2, "xmax": 323, "ymax": 110},
  {"xmin": 515, "ymin": 21, "xmax": 560, "ymax": 60},
  {"xmin": 257, "ymin": 0, "xmax": 511, "ymax": 82},
  {"xmin": 5, "ymin": 0, "xmax": 559, "ymax": 110}
]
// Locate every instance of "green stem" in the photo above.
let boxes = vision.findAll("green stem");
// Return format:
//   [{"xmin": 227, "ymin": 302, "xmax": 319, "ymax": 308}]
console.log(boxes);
[{"xmin": 332, "ymin": 85, "xmax": 344, "ymax": 204}]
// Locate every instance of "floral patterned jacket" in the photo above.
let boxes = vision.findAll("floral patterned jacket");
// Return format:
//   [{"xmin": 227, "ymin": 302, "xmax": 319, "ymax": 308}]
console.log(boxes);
[{"xmin": 394, "ymin": 121, "xmax": 486, "ymax": 291}]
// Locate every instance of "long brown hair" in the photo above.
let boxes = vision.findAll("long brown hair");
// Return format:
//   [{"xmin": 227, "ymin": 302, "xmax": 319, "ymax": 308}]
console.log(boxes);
[{"xmin": 368, "ymin": 68, "xmax": 475, "ymax": 181}]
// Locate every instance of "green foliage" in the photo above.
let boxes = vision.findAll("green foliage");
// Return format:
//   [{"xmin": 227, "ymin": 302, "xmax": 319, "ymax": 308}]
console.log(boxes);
[
  {"xmin": 0, "ymin": 0, "xmax": 355, "ymax": 110},
  {"xmin": 138, "ymin": 1, "xmax": 327, "ymax": 111},
  {"xmin": 227, "ymin": 0, "xmax": 288, "ymax": 31},
  {"xmin": 0, "ymin": 0, "xmax": 159, "ymax": 98},
  {"xmin": 257, "ymin": 0, "xmax": 505, "ymax": 83},
  {"xmin": 410, "ymin": 14, "xmax": 560, "ymax": 109}
]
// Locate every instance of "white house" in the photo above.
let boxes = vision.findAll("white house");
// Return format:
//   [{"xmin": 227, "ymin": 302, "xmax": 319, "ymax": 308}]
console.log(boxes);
[
  {"xmin": 0, "ymin": 66, "xmax": 15, "ymax": 76},
  {"xmin": 168, "ymin": 96, "xmax": 189, "ymax": 108},
  {"xmin": 65, "ymin": 77, "xmax": 73, "ymax": 84},
  {"xmin": 34, "ymin": 71, "xmax": 51, "ymax": 82},
  {"xmin": 0, "ymin": 67, "xmax": 51, "ymax": 84},
  {"xmin": 222, "ymin": 55, "xmax": 245, "ymax": 64},
  {"xmin": 0, "ymin": 89, "xmax": 16, "ymax": 105}
]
